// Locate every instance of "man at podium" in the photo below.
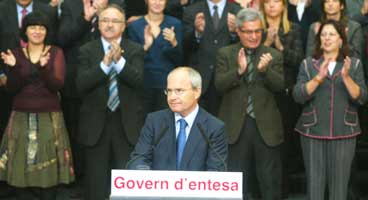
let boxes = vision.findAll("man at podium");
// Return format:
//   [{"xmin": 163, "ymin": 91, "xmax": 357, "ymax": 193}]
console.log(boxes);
[{"xmin": 128, "ymin": 67, "xmax": 228, "ymax": 171}]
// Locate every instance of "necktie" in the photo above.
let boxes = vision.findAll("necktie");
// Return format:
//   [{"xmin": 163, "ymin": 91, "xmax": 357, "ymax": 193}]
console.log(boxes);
[
  {"xmin": 20, "ymin": 8, "xmax": 28, "ymax": 48},
  {"xmin": 176, "ymin": 119, "xmax": 187, "ymax": 169},
  {"xmin": 245, "ymin": 52, "xmax": 255, "ymax": 118},
  {"xmin": 212, "ymin": 5, "xmax": 220, "ymax": 31},
  {"xmin": 107, "ymin": 45, "xmax": 120, "ymax": 112}
]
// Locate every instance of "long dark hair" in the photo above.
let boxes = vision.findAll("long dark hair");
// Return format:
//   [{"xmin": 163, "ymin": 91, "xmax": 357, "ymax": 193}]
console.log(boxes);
[{"xmin": 313, "ymin": 20, "xmax": 349, "ymax": 61}]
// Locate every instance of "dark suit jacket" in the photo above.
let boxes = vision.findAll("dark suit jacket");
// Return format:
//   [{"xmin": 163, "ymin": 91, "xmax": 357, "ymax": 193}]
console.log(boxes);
[
  {"xmin": 57, "ymin": 0, "xmax": 125, "ymax": 97},
  {"xmin": 129, "ymin": 107, "xmax": 228, "ymax": 171},
  {"xmin": 215, "ymin": 43, "xmax": 285, "ymax": 147},
  {"xmin": 76, "ymin": 37, "xmax": 144, "ymax": 146},
  {"xmin": 182, "ymin": 1, "xmax": 240, "ymax": 92},
  {"xmin": 0, "ymin": 0, "xmax": 57, "ymax": 54}
]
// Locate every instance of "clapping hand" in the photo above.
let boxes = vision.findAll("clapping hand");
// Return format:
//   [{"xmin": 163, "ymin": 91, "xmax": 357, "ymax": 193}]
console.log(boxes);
[
  {"xmin": 257, "ymin": 53, "xmax": 273, "ymax": 72},
  {"xmin": 341, "ymin": 56, "xmax": 351, "ymax": 79},
  {"xmin": 1, "ymin": 50, "xmax": 16, "ymax": 67},
  {"xmin": 40, "ymin": 45, "xmax": 51, "ymax": 67},
  {"xmin": 237, "ymin": 48, "xmax": 248, "ymax": 75},
  {"xmin": 163, "ymin": 26, "xmax": 177, "ymax": 47}
]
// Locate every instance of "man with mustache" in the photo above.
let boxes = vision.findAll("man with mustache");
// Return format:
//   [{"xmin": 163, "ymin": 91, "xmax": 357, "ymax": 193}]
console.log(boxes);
[{"xmin": 76, "ymin": 4, "xmax": 144, "ymax": 200}]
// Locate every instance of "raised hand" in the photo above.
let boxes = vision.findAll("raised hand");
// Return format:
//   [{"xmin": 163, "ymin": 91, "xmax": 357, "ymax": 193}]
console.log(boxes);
[
  {"xmin": 163, "ymin": 26, "xmax": 177, "ymax": 47},
  {"xmin": 227, "ymin": 13, "xmax": 236, "ymax": 33},
  {"xmin": 237, "ymin": 48, "xmax": 248, "ymax": 75},
  {"xmin": 1, "ymin": 49, "xmax": 16, "ymax": 67},
  {"xmin": 257, "ymin": 53, "xmax": 273, "ymax": 72},
  {"xmin": 83, "ymin": 0, "xmax": 97, "ymax": 21},
  {"xmin": 341, "ymin": 56, "xmax": 351, "ymax": 79},
  {"xmin": 143, "ymin": 25, "xmax": 154, "ymax": 51},
  {"xmin": 194, "ymin": 12, "xmax": 205, "ymax": 34},
  {"xmin": 317, "ymin": 58, "xmax": 330, "ymax": 80},
  {"xmin": 39, "ymin": 45, "xmax": 51, "ymax": 67},
  {"xmin": 110, "ymin": 40, "xmax": 122, "ymax": 62},
  {"xmin": 93, "ymin": 0, "xmax": 108, "ymax": 14},
  {"xmin": 264, "ymin": 27, "xmax": 277, "ymax": 47}
]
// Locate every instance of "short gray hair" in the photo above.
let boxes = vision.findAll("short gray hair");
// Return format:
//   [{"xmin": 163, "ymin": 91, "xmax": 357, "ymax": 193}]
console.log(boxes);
[
  {"xmin": 168, "ymin": 67, "xmax": 202, "ymax": 89},
  {"xmin": 235, "ymin": 8, "xmax": 262, "ymax": 28}
]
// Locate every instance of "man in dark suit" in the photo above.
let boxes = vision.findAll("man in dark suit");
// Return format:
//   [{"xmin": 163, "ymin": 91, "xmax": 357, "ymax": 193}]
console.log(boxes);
[
  {"xmin": 215, "ymin": 8, "xmax": 284, "ymax": 200},
  {"xmin": 182, "ymin": 0, "xmax": 240, "ymax": 115},
  {"xmin": 76, "ymin": 4, "xmax": 144, "ymax": 200},
  {"xmin": 57, "ymin": 0, "xmax": 125, "ymax": 180},
  {"xmin": 129, "ymin": 67, "xmax": 227, "ymax": 171}
]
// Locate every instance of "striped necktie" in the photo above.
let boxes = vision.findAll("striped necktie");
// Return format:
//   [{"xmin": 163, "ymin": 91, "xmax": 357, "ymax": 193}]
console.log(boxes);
[
  {"xmin": 107, "ymin": 49, "xmax": 120, "ymax": 112},
  {"xmin": 176, "ymin": 119, "xmax": 187, "ymax": 169},
  {"xmin": 245, "ymin": 52, "xmax": 255, "ymax": 118}
]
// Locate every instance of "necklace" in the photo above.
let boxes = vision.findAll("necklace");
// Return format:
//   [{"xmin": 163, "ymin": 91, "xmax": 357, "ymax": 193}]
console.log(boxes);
[{"xmin": 25, "ymin": 44, "xmax": 45, "ymax": 64}]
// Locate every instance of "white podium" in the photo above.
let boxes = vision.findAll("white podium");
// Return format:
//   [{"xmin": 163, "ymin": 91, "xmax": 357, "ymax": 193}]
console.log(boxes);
[{"xmin": 110, "ymin": 170, "xmax": 243, "ymax": 200}]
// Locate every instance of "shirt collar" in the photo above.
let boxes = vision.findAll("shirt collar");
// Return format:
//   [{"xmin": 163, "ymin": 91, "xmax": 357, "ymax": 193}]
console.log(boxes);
[
  {"xmin": 174, "ymin": 104, "xmax": 199, "ymax": 130},
  {"xmin": 100, "ymin": 37, "xmax": 122, "ymax": 53},
  {"xmin": 207, "ymin": 0, "xmax": 226, "ymax": 17},
  {"xmin": 17, "ymin": 2, "xmax": 33, "ymax": 15}
]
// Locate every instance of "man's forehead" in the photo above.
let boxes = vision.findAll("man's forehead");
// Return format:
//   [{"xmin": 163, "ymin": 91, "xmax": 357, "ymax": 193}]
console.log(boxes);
[
  {"xmin": 240, "ymin": 20, "xmax": 262, "ymax": 29},
  {"xmin": 100, "ymin": 8, "xmax": 124, "ymax": 18}
]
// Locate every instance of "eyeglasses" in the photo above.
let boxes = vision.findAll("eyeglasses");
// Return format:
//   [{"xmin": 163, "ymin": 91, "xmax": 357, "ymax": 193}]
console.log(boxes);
[
  {"xmin": 164, "ymin": 88, "xmax": 193, "ymax": 96},
  {"xmin": 99, "ymin": 18, "xmax": 124, "ymax": 24},
  {"xmin": 238, "ymin": 28, "xmax": 263, "ymax": 35}
]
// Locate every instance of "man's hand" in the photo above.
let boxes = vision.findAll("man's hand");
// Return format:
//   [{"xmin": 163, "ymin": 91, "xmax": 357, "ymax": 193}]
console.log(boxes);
[
  {"xmin": 227, "ymin": 13, "xmax": 236, "ymax": 33},
  {"xmin": 237, "ymin": 48, "xmax": 248, "ymax": 75},
  {"xmin": 83, "ymin": 0, "xmax": 97, "ymax": 22},
  {"xmin": 257, "ymin": 53, "xmax": 273, "ymax": 72},
  {"xmin": 194, "ymin": 12, "xmax": 206, "ymax": 34}
]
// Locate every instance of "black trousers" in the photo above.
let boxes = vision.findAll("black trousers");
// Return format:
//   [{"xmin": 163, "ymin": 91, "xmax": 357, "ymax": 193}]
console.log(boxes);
[
  {"xmin": 228, "ymin": 116, "xmax": 282, "ymax": 200},
  {"xmin": 15, "ymin": 186, "xmax": 57, "ymax": 200},
  {"xmin": 301, "ymin": 135, "xmax": 356, "ymax": 200},
  {"xmin": 83, "ymin": 110, "xmax": 134, "ymax": 200}
]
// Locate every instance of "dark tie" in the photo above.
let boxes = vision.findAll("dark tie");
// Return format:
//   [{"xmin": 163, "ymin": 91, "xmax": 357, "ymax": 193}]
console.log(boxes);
[
  {"xmin": 176, "ymin": 119, "xmax": 187, "ymax": 169},
  {"xmin": 245, "ymin": 51, "xmax": 255, "ymax": 118},
  {"xmin": 107, "ymin": 46, "xmax": 120, "ymax": 112},
  {"xmin": 212, "ymin": 5, "xmax": 220, "ymax": 31},
  {"xmin": 20, "ymin": 8, "xmax": 28, "ymax": 47}
]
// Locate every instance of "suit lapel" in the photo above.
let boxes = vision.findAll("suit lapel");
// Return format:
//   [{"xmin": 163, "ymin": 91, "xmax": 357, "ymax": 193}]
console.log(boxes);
[
  {"xmin": 204, "ymin": 2, "xmax": 216, "ymax": 33},
  {"xmin": 179, "ymin": 108, "xmax": 207, "ymax": 169},
  {"xmin": 8, "ymin": 1, "xmax": 20, "ymax": 44},
  {"xmin": 166, "ymin": 112, "xmax": 177, "ymax": 170}
]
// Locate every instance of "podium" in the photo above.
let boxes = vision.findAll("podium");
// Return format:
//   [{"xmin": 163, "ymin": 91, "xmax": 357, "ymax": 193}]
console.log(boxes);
[{"xmin": 110, "ymin": 170, "xmax": 243, "ymax": 200}]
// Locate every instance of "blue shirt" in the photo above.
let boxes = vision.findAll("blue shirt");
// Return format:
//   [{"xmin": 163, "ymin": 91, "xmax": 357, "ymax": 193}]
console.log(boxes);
[
  {"xmin": 127, "ymin": 15, "xmax": 183, "ymax": 89},
  {"xmin": 16, "ymin": 2, "xmax": 33, "ymax": 27}
]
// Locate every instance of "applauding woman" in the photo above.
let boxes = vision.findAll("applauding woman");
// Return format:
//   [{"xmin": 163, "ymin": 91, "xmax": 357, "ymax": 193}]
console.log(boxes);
[
  {"xmin": 293, "ymin": 20, "xmax": 367, "ymax": 200},
  {"xmin": 127, "ymin": 0, "xmax": 182, "ymax": 116},
  {"xmin": 0, "ymin": 12, "xmax": 74, "ymax": 200}
]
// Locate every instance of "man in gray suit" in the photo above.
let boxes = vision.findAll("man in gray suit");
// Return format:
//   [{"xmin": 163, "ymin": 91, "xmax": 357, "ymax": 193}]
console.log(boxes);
[{"xmin": 215, "ymin": 8, "xmax": 284, "ymax": 200}]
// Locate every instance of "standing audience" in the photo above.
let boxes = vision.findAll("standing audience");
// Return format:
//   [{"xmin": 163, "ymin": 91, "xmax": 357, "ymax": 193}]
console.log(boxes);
[
  {"xmin": 215, "ymin": 8, "xmax": 284, "ymax": 199},
  {"xmin": 293, "ymin": 20, "xmax": 367, "ymax": 200},
  {"xmin": 0, "ymin": 11, "xmax": 74, "ymax": 200}
]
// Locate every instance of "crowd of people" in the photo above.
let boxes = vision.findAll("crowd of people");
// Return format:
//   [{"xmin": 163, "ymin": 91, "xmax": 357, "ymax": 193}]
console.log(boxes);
[{"xmin": 0, "ymin": 0, "xmax": 368, "ymax": 200}]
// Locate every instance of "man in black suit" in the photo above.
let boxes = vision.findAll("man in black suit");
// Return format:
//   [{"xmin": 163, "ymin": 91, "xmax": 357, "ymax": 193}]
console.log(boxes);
[
  {"xmin": 129, "ymin": 67, "xmax": 227, "ymax": 171},
  {"xmin": 182, "ymin": 0, "xmax": 240, "ymax": 115},
  {"xmin": 57, "ymin": 0, "xmax": 125, "ymax": 180},
  {"xmin": 76, "ymin": 4, "xmax": 144, "ymax": 200}
]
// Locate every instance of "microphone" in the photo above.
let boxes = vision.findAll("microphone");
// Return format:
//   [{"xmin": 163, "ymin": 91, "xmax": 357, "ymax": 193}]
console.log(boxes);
[
  {"xmin": 196, "ymin": 123, "xmax": 228, "ymax": 171},
  {"xmin": 125, "ymin": 124, "xmax": 169, "ymax": 169}
]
